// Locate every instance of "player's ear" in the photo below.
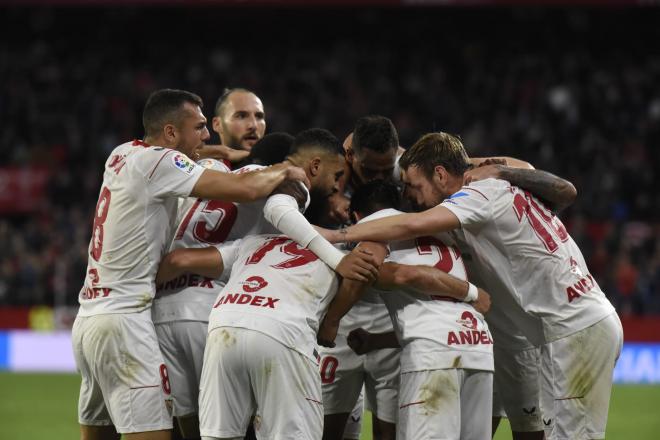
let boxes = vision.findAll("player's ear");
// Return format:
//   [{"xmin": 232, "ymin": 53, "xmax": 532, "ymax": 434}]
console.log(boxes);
[
  {"xmin": 345, "ymin": 146, "xmax": 354, "ymax": 164},
  {"xmin": 434, "ymin": 165, "xmax": 448, "ymax": 181},
  {"xmin": 163, "ymin": 123, "xmax": 177, "ymax": 144},
  {"xmin": 212, "ymin": 116, "xmax": 223, "ymax": 137},
  {"xmin": 309, "ymin": 157, "xmax": 322, "ymax": 177}
]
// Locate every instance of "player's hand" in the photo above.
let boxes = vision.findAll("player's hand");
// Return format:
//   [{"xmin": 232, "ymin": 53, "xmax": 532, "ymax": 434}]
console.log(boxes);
[
  {"xmin": 336, "ymin": 248, "xmax": 380, "ymax": 283},
  {"xmin": 283, "ymin": 164, "xmax": 311, "ymax": 189},
  {"xmin": 197, "ymin": 144, "xmax": 250, "ymax": 163},
  {"xmin": 325, "ymin": 192, "xmax": 351, "ymax": 225},
  {"xmin": 463, "ymin": 164, "xmax": 504, "ymax": 185},
  {"xmin": 347, "ymin": 328, "xmax": 374, "ymax": 355},
  {"xmin": 317, "ymin": 317, "xmax": 340, "ymax": 348},
  {"xmin": 471, "ymin": 288, "xmax": 491, "ymax": 314}
]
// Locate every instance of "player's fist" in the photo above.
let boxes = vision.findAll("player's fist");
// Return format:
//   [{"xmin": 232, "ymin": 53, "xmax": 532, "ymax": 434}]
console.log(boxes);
[
  {"xmin": 317, "ymin": 317, "xmax": 340, "ymax": 348},
  {"xmin": 283, "ymin": 164, "xmax": 311, "ymax": 189},
  {"xmin": 336, "ymin": 248, "xmax": 380, "ymax": 283},
  {"xmin": 347, "ymin": 328, "xmax": 374, "ymax": 355},
  {"xmin": 471, "ymin": 288, "xmax": 491, "ymax": 315}
]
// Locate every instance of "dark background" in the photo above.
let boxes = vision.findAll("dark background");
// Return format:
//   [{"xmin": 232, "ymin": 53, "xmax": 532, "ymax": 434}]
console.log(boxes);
[{"xmin": 0, "ymin": 4, "xmax": 658, "ymax": 317}]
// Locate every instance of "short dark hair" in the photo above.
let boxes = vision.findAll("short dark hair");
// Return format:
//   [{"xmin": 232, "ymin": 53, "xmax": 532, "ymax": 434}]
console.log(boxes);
[
  {"xmin": 214, "ymin": 87, "xmax": 257, "ymax": 117},
  {"xmin": 143, "ymin": 89, "xmax": 203, "ymax": 137},
  {"xmin": 247, "ymin": 132, "xmax": 295, "ymax": 166},
  {"xmin": 352, "ymin": 115, "xmax": 399, "ymax": 154},
  {"xmin": 290, "ymin": 128, "xmax": 343, "ymax": 157},
  {"xmin": 399, "ymin": 132, "xmax": 471, "ymax": 178},
  {"xmin": 350, "ymin": 180, "xmax": 402, "ymax": 217}
]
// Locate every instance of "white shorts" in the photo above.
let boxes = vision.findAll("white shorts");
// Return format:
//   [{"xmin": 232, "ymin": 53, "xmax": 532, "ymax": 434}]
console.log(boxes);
[
  {"xmin": 493, "ymin": 345, "xmax": 544, "ymax": 432},
  {"xmin": 199, "ymin": 327, "xmax": 323, "ymax": 439},
  {"xmin": 343, "ymin": 390, "xmax": 364, "ymax": 440},
  {"xmin": 155, "ymin": 320, "xmax": 207, "ymax": 417},
  {"xmin": 398, "ymin": 369, "xmax": 492, "ymax": 440},
  {"xmin": 320, "ymin": 333, "xmax": 400, "ymax": 423},
  {"xmin": 541, "ymin": 313, "xmax": 623, "ymax": 440},
  {"xmin": 72, "ymin": 311, "xmax": 173, "ymax": 433}
]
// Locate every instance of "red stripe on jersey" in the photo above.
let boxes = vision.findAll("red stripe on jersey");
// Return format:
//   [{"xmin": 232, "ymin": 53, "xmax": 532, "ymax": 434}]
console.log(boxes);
[
  {"xmin": 463, "ymin": 187, "xmax": 489, "ymax": 201},
  {"xmin": 148, "ymin": 149, "xmax": 175, "ymax": 179},
  {"xmin": 222, "ymin": 159, "xmax": 232, "ymax": 170},
  {"xmin": 132, "ymin": 139, "xmax": 151, "ymax": 147},
  {"xmin": 305, "ymin": 397, "xmax": 323, "ymax": 405}
]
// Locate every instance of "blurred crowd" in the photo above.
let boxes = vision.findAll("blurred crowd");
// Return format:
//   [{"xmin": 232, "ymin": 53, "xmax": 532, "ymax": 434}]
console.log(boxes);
[{"xmin": 0, "ymin": 7, "xmax": 658, "ymax": 315}]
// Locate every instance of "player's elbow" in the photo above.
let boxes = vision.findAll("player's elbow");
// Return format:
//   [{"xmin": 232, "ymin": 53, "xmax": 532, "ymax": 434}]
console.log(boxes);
[{"xmin": 555, "ymin": 180, "xmax": 578, "ymax": 212}]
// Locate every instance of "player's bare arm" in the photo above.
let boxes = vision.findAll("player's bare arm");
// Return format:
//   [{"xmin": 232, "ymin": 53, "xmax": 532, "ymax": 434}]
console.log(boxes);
[
  {"xmin": 156, "ymin": 247, "xmax": 224, "ymax": 284},
  {"xmin": 317, "ymin": 241, "xmax": 389, "ymax": 347},
  {"xmin": 191, "ymin": 163, "xmax": 309, "ymax": 203},
  {"xmin": 465, "ymin": 164, "xmax": 577, "ymax": 212},
  {"xmin": 264, "ymin": 182, "xmax": 381, "ymax": 283},
  {"xmin": 376, "ymin": 262, "xmax": 491, "ymax": 314},
  {"xmin": 346, "ymin": 328, "xmax": 400, "ymax": 355},
  {"xmin": 327, "ymin": 205, "xmax": 461, "ymax": 244}
]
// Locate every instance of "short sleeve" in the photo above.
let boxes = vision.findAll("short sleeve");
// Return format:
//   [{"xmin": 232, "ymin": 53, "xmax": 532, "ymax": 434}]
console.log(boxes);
[
  {"xmin": 440, "ymin": 184, "xmax": 494, "ymax": 228},
  {"xmin": 146, "ymin": 150, "xmax": 205, "ymax": 198},
  {"xmin": 214, "ymin": 239, "xmax": 242, "ymax": 279}
]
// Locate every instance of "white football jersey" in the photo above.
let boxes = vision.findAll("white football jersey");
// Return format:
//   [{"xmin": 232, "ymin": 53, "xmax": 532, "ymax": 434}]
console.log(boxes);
[
  {"xmin": 363, "ymin": 209, "xmax": 493, "ymax": 373},
  {"xmin": 208, "ymin": 234, "xmax": 339, "ymax": 363},
  {"xmin": 152, "ymin": 163, "xmax": 308, "ymax": 323},
  {"xmin": 78, "ymin": 140, "xmax": 204, "ymax": 316},
  {"xmin": 441, "ymin": 178, "xmax": 615, "ymax": 345},
  {"xmin": 152, "ymin": 158, "xmax": 239, "ymax": 324}
]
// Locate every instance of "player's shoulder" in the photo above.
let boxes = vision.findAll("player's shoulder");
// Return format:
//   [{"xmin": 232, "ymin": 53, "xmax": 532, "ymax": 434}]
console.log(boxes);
[
  {"xmin": 358, "ymin": 208, "xmax": 403, "ymax": 224},
  {"xmin": 197, "ymin": 158, "xmax": 231, "ymax": 173},
  {"xmin": 233, "ymin": 164, "xmax": 265, "ymax": 174},
  {"xmin": 451, "ymin": 178, "xmax": 510, "ymax": 202}
]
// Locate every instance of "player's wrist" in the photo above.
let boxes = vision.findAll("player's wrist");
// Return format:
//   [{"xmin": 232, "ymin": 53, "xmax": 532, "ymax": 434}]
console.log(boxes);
[{"xmin": 464, "ymin": 282, "xmax": 478, "ymax": 302}]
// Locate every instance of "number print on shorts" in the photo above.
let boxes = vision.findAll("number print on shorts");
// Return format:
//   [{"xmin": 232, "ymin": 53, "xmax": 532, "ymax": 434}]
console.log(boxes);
[
  {"xmin": 512, "ymin": 190, "xmax": 569, "ymax": 253},
  {"xmin": 320, "ymin": 356, "xmax": 339, "ymax": 384},
  {"xmin": 159, "ymin": 364, "xmax": 171, "ymax": 395},
  {"xmin": 247, "ymin": 237, "xmax": 319, "ymax": 269},
  {"xmin": 90, "ymin": 187, "xmax": 111, "ymax": 261}
]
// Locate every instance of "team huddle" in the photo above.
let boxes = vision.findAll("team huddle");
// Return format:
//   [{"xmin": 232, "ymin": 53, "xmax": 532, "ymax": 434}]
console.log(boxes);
[{"xmin": 72, "ymin": 88, "xmax": 622, "ymax": 440}]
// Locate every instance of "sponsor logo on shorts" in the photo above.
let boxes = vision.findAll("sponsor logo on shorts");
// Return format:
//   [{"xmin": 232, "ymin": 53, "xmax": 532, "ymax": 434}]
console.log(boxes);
[
  {"xmin": 241, "ymin": 276, "xmax": 268, "ymax": 293},
  {"xmin": 523, "ymin": 406, "xmax": 537, "ymax": 415},
  {"xmin": 172, "ymin": 154, "xmax": 196, "ymax": 174}
]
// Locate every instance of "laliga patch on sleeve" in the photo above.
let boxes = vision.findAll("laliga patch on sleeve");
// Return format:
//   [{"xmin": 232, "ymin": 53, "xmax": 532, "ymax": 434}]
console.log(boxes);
[{"xmin": 172, "ymin": 154, "xmax": 197, "ymax": 175}]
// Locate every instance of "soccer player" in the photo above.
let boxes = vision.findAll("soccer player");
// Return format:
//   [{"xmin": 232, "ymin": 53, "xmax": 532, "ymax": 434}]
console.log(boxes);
[
  {"xmin": 322, "ymin": 132, "xmax": 623, "ymax": 440},
  {"xmin": 152, "ymin": 128, "xmax": 379, "ymax": 438},
  {"xmin": 195, "ymin": 235, "xmax": 384, "ymax": 440},
  {"xmin": 342, "ymin": 180, "xmax": 495, "ymax": 440},
  {"xmin": 316, "ymin": 116, "xmax": 403, "ymax": 440},
  {"xmin": 71, "ymin": 88, "xmax": 310, "ymax": 440},
  {"xmin": 212, "ymin": 88, "xmax": 266, "ymax": 152}
]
